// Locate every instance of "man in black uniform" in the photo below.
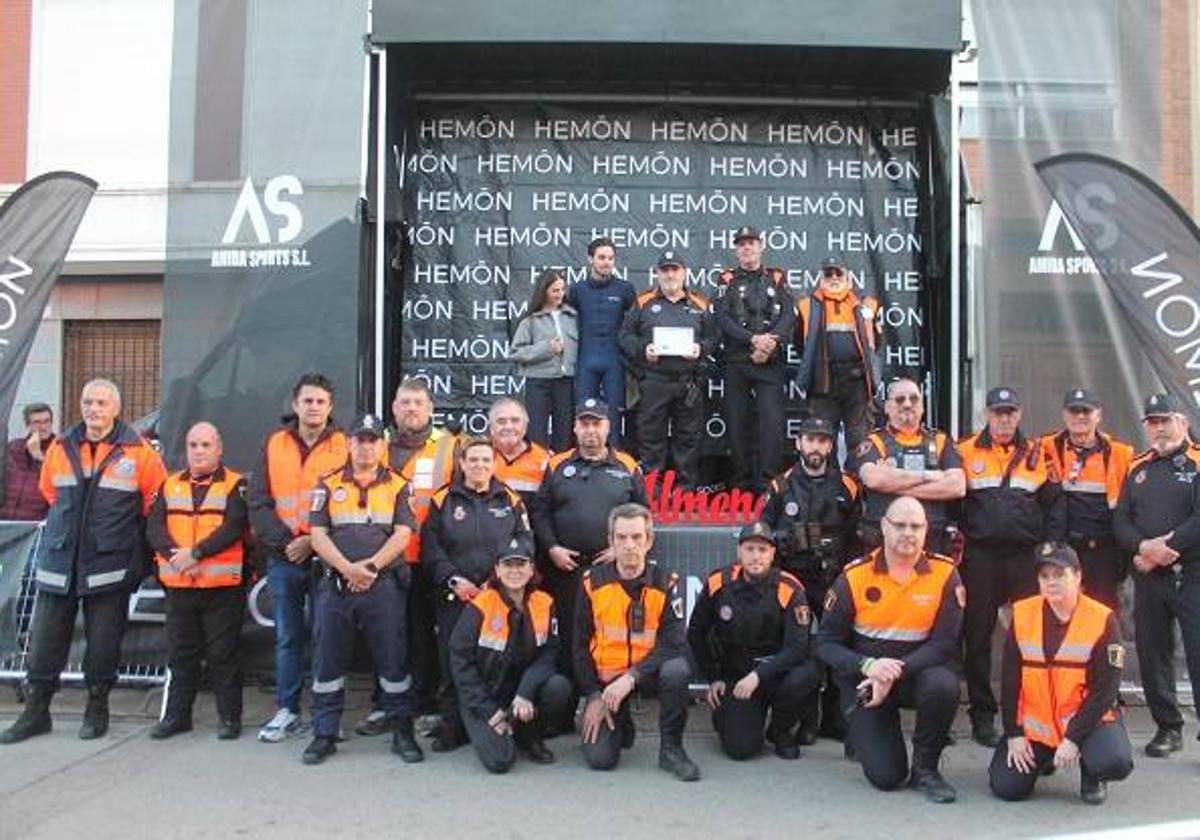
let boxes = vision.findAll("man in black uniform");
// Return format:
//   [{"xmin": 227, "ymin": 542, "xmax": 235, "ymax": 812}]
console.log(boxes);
[
  {"xmin": 531, "ymin": 399, "xmax": 647, "ymax": 678},
  {"xmin": 818, "ymin": 496, "xmax": 963, "ymax": 804},
  {"xmin": 851, "ymin": 377, "xmax": 965, "ymax": 555},
  {"xmin": 759, "ymin": 416, "xmax": 861, "ymax": 741},
  {"xmin": 619, "ymin": 250, "xmax": 717, "ymax": 489},
  {"xmin": 303, "ymin": 413, "xmax": 422, "ymax": 765},
  {"xmin": 714, "ymin": 226, "xmax": 795, "ymax": 492},
  {"xmin": 688, "ymin": 522, "xmax": 820, "ymax": 761},
  {"xmin": 421, "ymin": 437, "xmax": 530, "ymax": 751},
  {"xmin": 1113, "ymin": 392, "xmax": 1200, "ymax": 758}
]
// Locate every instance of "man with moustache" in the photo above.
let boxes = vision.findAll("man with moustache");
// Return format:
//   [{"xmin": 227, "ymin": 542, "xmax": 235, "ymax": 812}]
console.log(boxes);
[
  {"xmin": 0, "ymin": 402, "xmax": 55, "ymax": 521},
  {"xmin": 1114, "ymin": 393, "xmax": 1200, "ymax": 759}
]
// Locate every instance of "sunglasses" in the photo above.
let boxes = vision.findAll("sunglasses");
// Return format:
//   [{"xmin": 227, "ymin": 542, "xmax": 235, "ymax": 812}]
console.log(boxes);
[{"xmin": 891, "ymin": 394, "xmax": 921, "ymax": 404}]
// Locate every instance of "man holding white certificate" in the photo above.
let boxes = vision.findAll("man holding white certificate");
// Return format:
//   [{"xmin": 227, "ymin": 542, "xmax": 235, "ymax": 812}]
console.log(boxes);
[{"xmin": 620, "ymin": 251, "xmax": 717, "ymax": 489}]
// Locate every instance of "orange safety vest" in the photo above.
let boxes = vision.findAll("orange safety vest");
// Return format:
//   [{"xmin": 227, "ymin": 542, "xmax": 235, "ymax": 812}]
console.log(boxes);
[
  {"xmin": 472, "ymin": 586, "xmax": 554, "ymax": 652},
  {"xmin": 583, "ymin": 563, "xmax": 675, "ymax": 684},
  {"xmin": 1013, "ymin": 594, "xmax": 1119, "ymax": 748},
  {"xmin": 1040, "ymin": 431, "xmax": 1132, "ymax": 510},
  {"xmin": 493, "ymin": 440, "xmax": 550, "ymax": 497},
  {"xmin": 265, "ymin": 426, "xmax": 348, "ymax": 536},
  {"xmin": 156, "ymin": 467, "xmax": 245, "ymax": 589},
  {"xmin": 387, "ymin": 426, "xmax": 457, "ymax": 563},
  {"xmin": 845, "ymin": 549, "xmax": 956, "ymax": 643},
  {"xmin": 322, "ymin": 468, "xmax": 410, "ymax": 532},
  {"xmin": 958, "ymin": 432, "xmax": 1050, "ymax": 495}
]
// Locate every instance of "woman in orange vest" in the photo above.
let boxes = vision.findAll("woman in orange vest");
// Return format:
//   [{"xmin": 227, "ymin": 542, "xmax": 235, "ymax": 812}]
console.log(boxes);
[
  {"xmin": 146, "ymin": 422, "xmax": 248, "ymax": 740},
  {"xmin": 448, "ymin": 537, "xmax": 572, "ymax": 773},
  {"xmin": 989, "ymin": 542, "xmax": 1133, "ymax": 806}
]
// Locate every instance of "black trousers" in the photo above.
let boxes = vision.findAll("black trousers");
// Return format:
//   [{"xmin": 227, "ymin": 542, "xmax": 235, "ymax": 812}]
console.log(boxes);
[
  {"xmin": 435, "ymin": 595, "xmax": 468, "ymax": 736},
  {"xmin": 407, "ymin": 563, "xmax": 440, "ymax": 715},
  {"xmin": 525, "ymin": 376, "xmax": 574, "ymax": 452},
  {"xmin": 163, "ymin": 586, "xmax": 245, "ymax": 721},
  {"xmin": 713, "ymin": 661, "xmax": 821, "ymax": 760},
  {"xmin": 806, "ymin": 365, "xmax": 873, "ymax": 459},
  {"xmin": 26, "ymin": 586, "xmax": 130, "ymax": 692},
  {"xmin": 989, "ymin": 720, "xmax": 1134, "ymax": 801},
  {"xmin": 1074, "ymin": 543, "xmax": 1125, "ymax": 611},
  {"xmin": 791, "ymin": 572, "xmax": 845, "ymax": 734},
  {"xmin": 463, "ymin": 673, "xmax": 574, "ymax": 774},
  {"xmin": 962, "ymin": 542, "xmax": 1039, "ymax": 720},
  {"xmin": 637, "ymin": 373, "xmax": 703, "ymax": 488},
  {"xmin": 1132, "ymin": 565, "xmax": 1200, "ymax": 731},
  {"xmin": 582, "ymin": 657, "xmax": 691, "ymax": 770},
  {"xmin": 724, "ymin": 360, "xmax": 786, "ymax": 491},
  {"xmin": 840, "ymin": 664, "xmax": 959, "ymax": 791}
]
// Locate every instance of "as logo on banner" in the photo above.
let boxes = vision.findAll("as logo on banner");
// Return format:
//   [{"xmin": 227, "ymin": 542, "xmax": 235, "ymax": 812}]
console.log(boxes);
[
  {"xmin": 1027, "ymin": 189, "xmax": 1117, "ymax": 277},
  {"xmin": 210, "ymin": 175, "xmax": 311, "ymax": 270}
]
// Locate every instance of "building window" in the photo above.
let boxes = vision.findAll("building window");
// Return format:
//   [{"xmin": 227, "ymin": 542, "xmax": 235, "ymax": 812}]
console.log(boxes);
[{"xmin": 62, "ymin": 320, "xmax": 162, "ymax": 427}]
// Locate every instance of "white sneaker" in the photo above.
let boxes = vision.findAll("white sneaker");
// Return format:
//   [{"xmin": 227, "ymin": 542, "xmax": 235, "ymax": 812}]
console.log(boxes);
[{"xmin": 258, "ymin": 708, "xmax": 305, "ymax": 743}]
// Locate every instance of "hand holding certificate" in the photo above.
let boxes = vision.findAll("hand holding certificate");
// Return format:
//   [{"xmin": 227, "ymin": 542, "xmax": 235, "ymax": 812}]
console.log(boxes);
[{"xmin": 653, "ymin": 326, "xmax": 698, "ymax": 358}]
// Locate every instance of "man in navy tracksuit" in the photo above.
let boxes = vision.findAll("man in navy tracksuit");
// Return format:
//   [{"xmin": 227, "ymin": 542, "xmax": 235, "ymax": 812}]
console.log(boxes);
[{"xmin": 568, "ymin": 237, "xmax": 636, "ymax": 446}]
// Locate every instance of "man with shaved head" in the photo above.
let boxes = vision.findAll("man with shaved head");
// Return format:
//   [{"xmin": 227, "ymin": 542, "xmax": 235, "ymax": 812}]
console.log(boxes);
[
  {"xmin": 2, "ymin": 379, "xmax": 166, "ymax": 744},
  {"xmin": 818, "ymin": 496, "xmax": 965, "ymax": 804},
  {"xmin": 145, "ymin": 422, "xmax": 250, "ymax": 740}
]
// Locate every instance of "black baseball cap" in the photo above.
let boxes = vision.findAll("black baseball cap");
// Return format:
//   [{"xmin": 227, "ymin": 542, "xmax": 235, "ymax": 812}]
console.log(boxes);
[
  {"xmin": 820, "ymin": 256, "xmax": 846, "ymax": 271},
  {"xmin": 348, "ymin": 412, "xmax": 384, "ymax": 439},
  {"xmin": 737, "ymin": 521, "xmax": 776, "ymax": 546},
  {"xmin": 986, "ymin": 387, "xmax": 1021, "ymax": 409},
  {"xmin": 799, "ymin": 417, "xmax": 835, "ymax": 438},
  {"xmin": 1033, "ymin": 541, "xmax": 1081, "ymax": 571},
  {"xmin": 656, "ymin": 250, "xmax": 686, "ymax": 269},
  {"xmin": 495, "ymin": 535, "xmax": 534, "ymax": 563},
  {"xmin": 733, "ymin": 226, "xmax": 761, "ymax": 243},
  {"xmin": 1063, "ymin": 388, "xmax": 1101, "ymax": 410},
  {"xmin": 575, "ymin": 398, "xmax": 609, "ymax": 420},
  {"xmin": 1143, "ymin": 392, "xmax": 1183, "ymax": 419}
]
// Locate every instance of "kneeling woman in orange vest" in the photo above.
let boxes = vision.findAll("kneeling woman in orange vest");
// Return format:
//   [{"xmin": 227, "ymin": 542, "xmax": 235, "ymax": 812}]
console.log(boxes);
[
  {"xmin": 449, "ymin": 537, "xmax": 572, "ymax": 773},
  {"xmin": 990, "ymin": 542, "xmax": 1133, "ymax": 805}
]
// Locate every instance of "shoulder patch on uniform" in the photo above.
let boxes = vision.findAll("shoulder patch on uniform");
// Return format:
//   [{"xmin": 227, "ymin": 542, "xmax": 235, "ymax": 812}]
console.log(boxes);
[
  {"xmin": 310, "ymin": 486, "xmax": 327, "ymax": 512},
  {"xmin": 1107, "ymin": 643, "xmax": 1124, "ymax": 669},
  {"xmin": 856, "ymin": 439, "xmax": 876, "ymax": 459},
  {"xmin": 671, "ymin": 597, "xmax": 684, "ymax": 619},
  {"xmin": 955, "ymin": 585, "xmax": 967, "ymax": 609},
  {"xmin": 794, "ymin": 604, "xmax": 811, "ymax": 626},
  {"xmin": 823, "ymin": 588, "xmax": 837, "ymax": 613}
]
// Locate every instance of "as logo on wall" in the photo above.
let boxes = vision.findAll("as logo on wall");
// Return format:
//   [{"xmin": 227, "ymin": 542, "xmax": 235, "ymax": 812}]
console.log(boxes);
[{"xmin": 210, "ymin": 175, "xmax": 311, "ymax": 270}]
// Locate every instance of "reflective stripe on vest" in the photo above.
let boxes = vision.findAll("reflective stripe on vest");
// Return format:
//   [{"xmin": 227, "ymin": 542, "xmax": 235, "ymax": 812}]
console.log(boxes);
[
  {"xmin": 846, "ymin": 550, "xmax": 953, "ymax": 644},
  {"xmin": 583, "ymin": 574, "xmax": 667, "ymax": 683},
  {"xmin": 472, "ymin": 587, "xmax": 553, "ymax": 654},
  {"xmin": 1014, "ymin": 594, "xmax": 1118, "ymax": 748},
  {"xmin": 393, "ymin": 430, "xmax": 456, "ymax": 563},
  {"xmin": 266, "ymin": 429, "xmax": 349, "ymax": 536},
  {"xmin": 324, "ymin": 471, "xmax": 407, "ymax": 530},
  {"xmin": 156, "ymin": 468, "xmax": 245, "ymax": 589},
  {"xmin": 494, "ymin": 442, "xmax": 550, "ymax": 496}
]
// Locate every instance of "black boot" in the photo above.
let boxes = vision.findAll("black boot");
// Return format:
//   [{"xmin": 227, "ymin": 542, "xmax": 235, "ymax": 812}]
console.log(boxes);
[
  {"xmin": 150, "ymin": 713, "xmax": 193, "ymax": 740},
  {"xmin": 766, "ymin": 722, "xmax": 801, "ymax": 759},
  {"xmin": 515, "ymin": 725, "xmax": 555, "ymax": 764},
  {"xmin": 79, "ymin": 684, "xmax": 110, "ymax": 740},
  {"xmin": 216, "ymin": 718, "xmax": 242, "ymax": 740},
  {"xmin": 1145, "ymin": 727, "xmax": 1183, "ymax": 758},
  {"xmin": 391, "ymin": 717, "xmax": 425, "ymax": 764},
  {"xmin": 0, "ymin": 684, "xmax": 53, "ymax": 744},
  {"xmin": 659, "ymin": 741, "xmax": 701, "ymax": 782},
  {"xmin": 302, "ymin": 735, "xmax": 337, "ymax": 765},
  {"xmin": 1080, "ymin": 772, "xmax": 1108, "ymax": 805},
  {"xmin": 970, "ymin": 716, "xmax": 1000, "ymax": 749},
  {"xmin": 908, "ymin": 750, "xmax": 957, "ymax": 804}
]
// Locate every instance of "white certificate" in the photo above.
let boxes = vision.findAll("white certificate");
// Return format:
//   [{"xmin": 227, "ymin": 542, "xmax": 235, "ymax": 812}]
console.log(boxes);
[{"xmin": 653, "ymin": 326, "xmax": 695, "ymax": 357}]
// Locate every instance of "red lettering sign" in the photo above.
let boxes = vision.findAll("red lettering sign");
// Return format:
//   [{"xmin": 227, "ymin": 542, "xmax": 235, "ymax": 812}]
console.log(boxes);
[{"xmin": 644, "ymin": 470, "xmax": 766, "ymax": 525}]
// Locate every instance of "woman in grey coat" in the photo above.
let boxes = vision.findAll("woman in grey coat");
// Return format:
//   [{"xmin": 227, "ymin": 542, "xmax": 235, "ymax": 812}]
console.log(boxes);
[{"xmin": 510, "ymin": 269, "xmax": 578, "ymax": 451}]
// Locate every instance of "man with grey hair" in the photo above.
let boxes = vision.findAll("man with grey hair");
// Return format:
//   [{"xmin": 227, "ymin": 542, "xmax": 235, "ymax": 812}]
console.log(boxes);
[
  {"xmin": 573, "ymin": 502, "xmax": 699, "ymax": 781},
  {"xmin": 2, "ymin": 379, "xmax": 166, "ymax": 744},
  {"xmin": 489, "ymin": 397, "xmax": 549, "ymax": 505}
]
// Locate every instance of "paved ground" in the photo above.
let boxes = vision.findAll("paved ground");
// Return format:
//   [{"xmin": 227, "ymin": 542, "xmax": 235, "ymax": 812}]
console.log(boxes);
[{"xmin": 1, "ymin": 684, "xmax": 1198, "ymax": 840}]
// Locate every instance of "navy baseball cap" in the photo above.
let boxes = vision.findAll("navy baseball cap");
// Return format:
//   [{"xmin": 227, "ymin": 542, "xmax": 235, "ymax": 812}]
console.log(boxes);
[
  {"xmin": 799, "ymin": 417, "xmax": 835, "ymax": 438},
  {"xmin": 986, "ymin": 387, "xmax": 1021, "ymax": 409},
  {"xmin": 820, "ymin": 256, "xmax": 846, "ymax": 271},
  {"xmin": 733, "ymin": 226, "xmax": 761, "ymax": 243},
  {"xmin": 1143, "ymin": 392, "xmax": 1183, "ymax": 419},
  {"xmin": 575, "ymin": 398, "xmax": 609, "ymax": 420},
  {"xmin": 348, "ymin": 413, "xmax": 384, "ymax": 439},
  {"xmin": 1033, "ymin": 542, "xmax": 1081, "ymax": 571},
  {"xmin": 657, "ymin": 250, "xmax": 686, "ymax": 269},
  {"xmin": 1064, "ymin": 389, "xmax": 1101, "ymax": 410},
  {"xmin": 495, "ymin": 535, "xmax": 534, "ymax": 563},
  {"xmin": 738, "ymin": 521, "xmax": 776, "ymax": 546}
]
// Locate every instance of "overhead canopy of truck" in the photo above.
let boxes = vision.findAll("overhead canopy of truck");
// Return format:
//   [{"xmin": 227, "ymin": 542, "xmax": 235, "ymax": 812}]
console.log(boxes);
[{"xmin": 371, "ymin": 0, "xmax": 960, "ymax": 94}]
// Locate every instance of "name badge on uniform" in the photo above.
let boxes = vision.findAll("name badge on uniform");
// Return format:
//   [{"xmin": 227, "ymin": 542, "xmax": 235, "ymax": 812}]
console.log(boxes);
[
  {"xmin": 901, "ymin": 452, "xmax": 926, "ymax": 472},
  {"xmin": 489, "ymin": 506, "xmax": 511, "ymax": 518}
]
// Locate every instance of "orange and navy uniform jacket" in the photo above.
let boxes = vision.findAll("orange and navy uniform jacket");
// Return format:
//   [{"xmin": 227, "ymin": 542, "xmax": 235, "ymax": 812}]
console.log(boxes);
[
  {"xmin": 956, "ymin": 428, "xmax": 1064, "ymax": 547},
  {"xmin": 687, "ymin": 563, "xmax": 813, "ymax": 682},
  {"xmin": 531, "ymin": 448, "xmax": 647, "ymax": 561},
  {"xmin": 816, "ymin": 549, "xmax": 964, "ymax": 678},
  {"xmin": 573, "ymin": 560, "xmax": 686, "ymax": 695},
  {"xmin": 850, "ymin": 425, "xmax": 963, "ymax": 529},
  {"xmin": 617, "ymin": 285, "xmax": 717, "ymax": 378},
  {"xmin": 308, "ymin": 465, "xmax": 416, "ymax": 584},
  {"xmin": 248, "ymin": 420, "xmax": 348, "ymax": 555},
  {"xmin": 1040, "ymin": 430, "xmax": 1133, "ymax": 546},
  {"xmin": 36, "ymin": 420, "xmax": 166, "ymax": 596},
  {"xmin": 794, "ymin": 288, "xmax": 881, "ymax": 400},
  {"xmin": 493, "ymin": 440, "xmax": 550, "ymax": 505},
  {"xmin": 758, "ymin": 465, "xmax": 861, "ymax": 581},
  {"xmin": 713, "ymin": 265, "xmax": 796, "ymax": 365},
  {"xmin": 146, "ymin": 465, "xmax": 248, "ymax": 589},
  {"xmin": 385, "ymin": 425, "xmax": 458, "ymax": 563},
  {"xmin": 421, "ymin": 476, "xmax": 529, "ymax": 589},
  {"xmin": 1002, "ymin": 594, "xmax": 1122, "ymax": 747},
  {"xmin": 448, "ymin": 584, "xmax": 560, "ymax": 720},
  {"xmin": 1114, "ymin": 439, "xmax": 1200, "ymax": 563}
]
